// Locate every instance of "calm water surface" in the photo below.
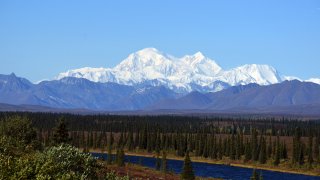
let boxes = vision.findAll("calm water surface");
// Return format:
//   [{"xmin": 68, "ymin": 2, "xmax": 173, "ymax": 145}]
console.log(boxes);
[{"xmin": 92, "ymin": 153, "xmax": 320, "ymax": 180}]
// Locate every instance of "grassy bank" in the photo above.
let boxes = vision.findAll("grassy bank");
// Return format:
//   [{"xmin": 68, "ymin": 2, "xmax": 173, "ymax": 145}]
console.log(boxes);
[
  {"xmin": 98, "ymin": 161, "xmax": 221, "ymax": 180},
  {"xmin": 99, "ymin": 162, "xmax": 179, "ymax": 180}
]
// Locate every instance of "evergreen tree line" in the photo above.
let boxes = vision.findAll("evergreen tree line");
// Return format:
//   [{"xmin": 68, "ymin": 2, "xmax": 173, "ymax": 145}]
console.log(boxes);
[
  {"xmin": 1, "ymin": 112, "xmax": 319, "ymax": 137},
  {"xmin": 1, "ymin": 112, "xmax": 320, "ymax": 167},
  {"xmin": 38, "ymin": 125, "xmax": 320, "ymax": 167}
]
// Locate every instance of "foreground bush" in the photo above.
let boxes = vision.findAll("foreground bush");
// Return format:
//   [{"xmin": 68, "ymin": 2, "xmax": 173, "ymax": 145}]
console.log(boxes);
[
  {"xmin": 35, "ymin": 144, "xmax": 97, "ymax": 179},
  {"xmin": 1, "ymin": 144, "xmax": 98, "ymax": 179},
  {"xmin": 0, "ymin": 116, "xmax": 37, "ymax": 146}
]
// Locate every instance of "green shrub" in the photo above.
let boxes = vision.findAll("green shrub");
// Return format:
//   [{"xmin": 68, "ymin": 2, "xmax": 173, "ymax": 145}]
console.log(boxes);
[
  {"xmin": 34, "ymin": 144, "xmax": 97, "ymax": 179},
  {"xmin": 1, "ymin": 144, "xmax": 98, "ymax": 179},
  {"xmin": 0, "ymin": 116, "xmax": 36, "ymax": 145}
]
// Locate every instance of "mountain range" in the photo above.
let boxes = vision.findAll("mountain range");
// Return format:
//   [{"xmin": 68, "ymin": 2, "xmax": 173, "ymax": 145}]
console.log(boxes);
[
  {"xmin": 0, "ymin": 73, "xmax": 177, "ymax": 110},
  {"xmin": 1, "ymin": 48, "xmax": 320, "ymax": 115},
  {"xmin": 1, "ymin": 73, "xmax": 320, "ymax": 115},
  {"xmin": 150, "ymin": 80, "xmax": 320, "ymax": 112}
]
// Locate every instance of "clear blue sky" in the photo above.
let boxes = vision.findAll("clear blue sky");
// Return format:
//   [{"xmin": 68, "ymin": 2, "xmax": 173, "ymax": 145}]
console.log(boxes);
[{"xmin": 0, "ymin": 0, "xmax": 319, "ymax": 82}]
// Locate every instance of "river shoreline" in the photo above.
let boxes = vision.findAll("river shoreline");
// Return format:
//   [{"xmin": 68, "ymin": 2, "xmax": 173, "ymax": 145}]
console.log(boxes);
[{"xmin": 89, "ymin": 149, "xmax": 320, "ymax": 177}]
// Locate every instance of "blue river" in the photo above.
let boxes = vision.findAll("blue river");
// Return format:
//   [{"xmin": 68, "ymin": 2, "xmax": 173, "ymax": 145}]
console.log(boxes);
[{"xmin": 92, "ymin": 153, "xmax": 320, "ymax": 180}]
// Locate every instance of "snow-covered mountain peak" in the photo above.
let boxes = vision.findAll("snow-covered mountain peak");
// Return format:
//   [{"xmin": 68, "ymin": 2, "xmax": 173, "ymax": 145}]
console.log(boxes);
[
  {"xmin": 56, "ymin": 48, "xmax": 285, "ymax": 93},
  {"xmin": 115, "ymin": 48, "xmax": 173, "ymax": 72},
  {"xmin": 134, "ymin": 48, "xmax": 169, "ymax": 63},
  {"xmin": 182, "ymin": 52, "xmax": 205, "ymax": 64},
  {"xmin": 181, "ymin": 52, "xmax": 222, "ymax": 75},
  {"xmin": 193, "ymin": 51, "xmax": 205, "ymax": 59},
  {"xmin": 56, "ymin": 67, "xmax": 113, "ymax": 83},
  {"xmin": 135, "ymin": 47, "xmax": 163, "ymax": 57},
  {"xmin": 218, "ymin": 64, "xmax": 282, "ymax": 86}
]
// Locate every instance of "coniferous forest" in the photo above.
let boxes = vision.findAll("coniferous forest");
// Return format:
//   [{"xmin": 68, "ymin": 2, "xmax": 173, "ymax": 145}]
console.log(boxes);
[{"xmin": 1, "ymin": 112, "xmax": 320, "ymax": 179}]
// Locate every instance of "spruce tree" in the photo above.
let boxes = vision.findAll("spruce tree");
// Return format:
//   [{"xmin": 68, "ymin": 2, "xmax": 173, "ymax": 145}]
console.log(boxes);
[
  {"xmin": 226, "ymin": 137, "xmax": 230, "ymax": 157},
  {"xmin": 218, "ymin": 137, "xmax": 223, "ymax": 160},
  {"xmin": 107, "ymin": 143, "xmax": 113, "ymax": 164},
  {"xmin": 236, "ymin": 133, "xmax": 241, "ymax": 160},
  {"xmin": 103, "ymin": 131, "xmax": 107, "ymax": 150},
  {"xmin": 118, "ymin": 132, "xmax": 124, "ymax": 148},
  {"xmin": 93, "ymin": 131, "xmax": 97, "ymax": 149},
  {"xmin": 230, "ymin": 133, "xmax": 236, "ymax": 160},
  {"xmin": 86, "ymin": 132, "xmax": 90, "ymax": 149},
  {"xmin": 89, "ymin": 131, "xmax": 94, "ymax": 148},
  {"xmin": 250, "ymin": 169, "xmax": 259, "ymax": 180},
  {"xmin": 315, "ymin": 134, "xmax": 320, "ymax": 162},
  {"xmin": 244, "ymin": 139, "xmax": 252, "ymax": 162},
  {"xmin": 251, "ymin": 128, "xmax": 258, "ymax": 161},
  {"xmin": 155, "ymin": 151, "xmax": 161, "ymax": 170},
  {"xmin": 0, "ymin": 115, "xmax": 37, "ymax": 145},
  {"xmin": 127, "ymin": 130, "xmax": 134, "ymax": 151},
  {"xmin": 259, "ymin": 171, "xmax": 264, "ymax": 180},
  {"xmin": 155, "ymin": 131, "xmax": 161, "ymax": 154},
  {"xmin": 110, "ymin": 131, "xmax": 114, "ymax": 148},
  {"xmin": 135, "ymin": 130, "xmax": 140, "ymax": 148},
  {"xmin": 202, "ymin": 138, "xmax": 208, "ymax": 158},
  {"xmin": 299, "ymin": 143, "xmax": 305, "ymax": 166},
  {"xmin": 273, "ymin": 136, "xmax": 280, "ymax": 166},
  {"xmin": 141, "ymin": 126, "xmax": 148, "ymax": 149},
  {"xmin": 307, "ymin": 132, "xmax": 313, "ymax": 166},
  {"xmin": 292, "ymin": 127, "xmax": 301, "ymax": 164},
  {"xmin": 52, "ymin": 118, "xmax": 70, "ymax": 145},
  {"xmin": 212, "ymin": 135, "xmax": 218, "ymax": 159},
  {"xmin": 272, "ymin": 140, "xmax": 277, "ymax": 159},
  {"xmin": 116, "ymin": 147, "xmax": 125, "ymax": 167},
  {"xmin": 266, "ymin": 135, "xmax": 272, "ymax": 159},
  {"xmin": 282, "ymin": 142, "xmax": 288, "ymax": 159},
  {"xmin": 259, "ymin": 137, "xmax": 267, "ymax": 164},
  {"xmin": 161, "ymin": 150, "xmax": 167, "ymax": 173},
  {"xmin": 181, "ymin": 151, "xmax": 195, "ymax": 180}
]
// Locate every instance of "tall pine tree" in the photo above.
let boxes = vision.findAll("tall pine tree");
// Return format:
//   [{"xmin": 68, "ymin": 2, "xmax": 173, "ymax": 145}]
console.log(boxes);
[
  {"xmin": 52, "ymin": 118, "xmax": 70, "ymax": 145},
  {"xmin": 116, "ymin": 147, "xmax": 125, "ymax": 167},
  {"xmin": 161, "ymin": 150, "xmax": 167, "ymax": 173},
  {"xmin": 259, "ymin": 137, "xmax": 267, "ymax": 164},
  {"xmin": 273, "ymin": 135, "xmax": 280, "ymax": 166},
  {"xmin": 307, "ymin": 132, "xmax": 313, "ymax": 166},
  {"xmin": 181, "ymin": 151, "xmax": 195, "ymax": 180}
]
